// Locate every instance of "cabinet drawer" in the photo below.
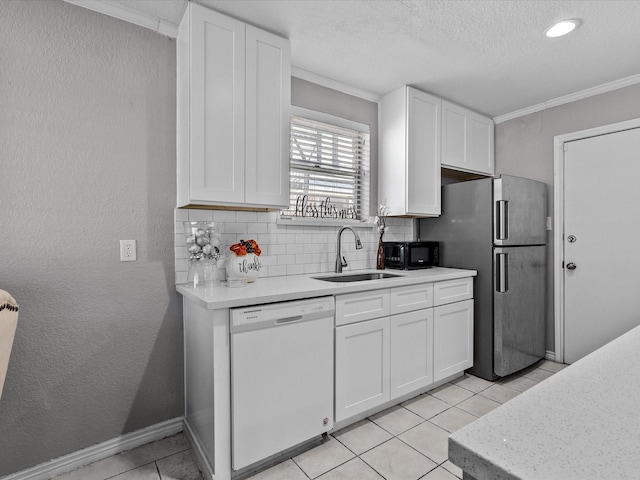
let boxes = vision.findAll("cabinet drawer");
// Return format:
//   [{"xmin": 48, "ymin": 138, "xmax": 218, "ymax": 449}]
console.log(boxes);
[
  {"xmin": 434, "ymin": 277, "xmax": 473, "ymax": 306},
  {"xmin": 390, "ymin": 284, "xmax": 433, "ymax": 314},
  {"xmin": 336, "ymin": 290, "xmax": 390, "ymax": 326}
]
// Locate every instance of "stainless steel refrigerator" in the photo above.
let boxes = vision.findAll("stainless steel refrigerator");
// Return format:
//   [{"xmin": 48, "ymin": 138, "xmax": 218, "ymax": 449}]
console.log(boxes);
[{"xmin": 419, "ymin": 175, "xmax": 547, "ymax": 380}]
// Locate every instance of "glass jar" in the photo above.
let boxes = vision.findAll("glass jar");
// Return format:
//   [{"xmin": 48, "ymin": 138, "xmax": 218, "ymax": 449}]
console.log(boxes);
[{"xmin": 184, "ymin": 221, "xmax": 222, "ymax": 288}]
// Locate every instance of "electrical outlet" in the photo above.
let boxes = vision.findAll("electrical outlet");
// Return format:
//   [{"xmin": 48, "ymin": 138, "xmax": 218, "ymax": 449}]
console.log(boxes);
[{"xmin": 120, "ymin": 240, "xmax": 136, "ymax": 262}]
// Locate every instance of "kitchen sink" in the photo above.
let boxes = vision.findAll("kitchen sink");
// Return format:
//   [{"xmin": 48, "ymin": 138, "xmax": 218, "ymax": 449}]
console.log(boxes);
[{"xmin": 313, "ymin": 272, "xmax": 404, "ymax": 283}]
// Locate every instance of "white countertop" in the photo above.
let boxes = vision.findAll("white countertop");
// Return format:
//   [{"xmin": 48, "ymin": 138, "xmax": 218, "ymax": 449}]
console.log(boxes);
[
  {"xmin": 449, "ymin": 324, "xmax": 640, "ymax": 480},
  {"xmin": 176, "ymin": 267, "xmax": 477, "ymax": 309}
]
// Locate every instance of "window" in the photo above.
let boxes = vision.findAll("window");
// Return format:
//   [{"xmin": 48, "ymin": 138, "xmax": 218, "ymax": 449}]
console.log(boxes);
[{"xmin": 281, "ymin": 107, "xmax": 370, "ymax": 222}]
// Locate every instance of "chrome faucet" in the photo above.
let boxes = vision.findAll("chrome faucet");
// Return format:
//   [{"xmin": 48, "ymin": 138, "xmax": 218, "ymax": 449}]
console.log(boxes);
[{"xmin": 335, "ymin": 226, "xmax": 363, "ymax": 273}]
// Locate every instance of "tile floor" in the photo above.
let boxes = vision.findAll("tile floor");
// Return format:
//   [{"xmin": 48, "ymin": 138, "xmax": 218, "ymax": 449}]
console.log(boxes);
[{"xmin": 55, "ymin": 360, "xmax": 566, "ymax": 480}]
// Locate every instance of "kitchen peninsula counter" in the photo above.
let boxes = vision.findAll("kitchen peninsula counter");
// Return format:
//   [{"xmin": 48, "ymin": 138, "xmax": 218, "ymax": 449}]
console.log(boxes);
[
  {"xmin": 449, "ymin": 324, "xmax": 640, "ymax": 480},
  {"xmin": 176, "ymin": 267, "xmax": 477, "ymax": 309}
]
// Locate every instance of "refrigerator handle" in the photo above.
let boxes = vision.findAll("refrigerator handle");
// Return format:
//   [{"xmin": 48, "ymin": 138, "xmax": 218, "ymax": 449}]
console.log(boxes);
[
  {"xmin": 496, "ymin": 200, "xmax": 509, "ymax": 240},
  {"xmin": 496, "ymin": 253, "xmax": 509, "ymax": 293}
]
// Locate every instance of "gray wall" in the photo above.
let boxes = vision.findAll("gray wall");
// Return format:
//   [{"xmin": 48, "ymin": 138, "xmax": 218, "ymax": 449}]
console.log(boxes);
[
  {"xmin": 495, "ymin": 83, "xmax": 640, "ymax": 353},
  {"xmin": 292, "ymin": 77, "xmax": 380, "ymax": 215},
  {"xmin": 0, "ymin": 1, "xmax": 182, "ymax": 476}
]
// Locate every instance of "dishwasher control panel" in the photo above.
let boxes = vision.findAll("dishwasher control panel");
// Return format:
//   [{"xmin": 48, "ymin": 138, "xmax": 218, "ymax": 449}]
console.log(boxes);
[{"xmin": 230, "ymin": 296, "xmax": 335, "ymax": 329}]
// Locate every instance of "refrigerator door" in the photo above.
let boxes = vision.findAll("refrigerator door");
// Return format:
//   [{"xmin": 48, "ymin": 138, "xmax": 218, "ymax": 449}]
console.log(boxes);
[
  {"xmin": 494, "ymin": 175, "xmax": 547, "ymax": 246},
  {"xmin": 493, "ymin": 245, "xmax": 545, "ymax": 377}
]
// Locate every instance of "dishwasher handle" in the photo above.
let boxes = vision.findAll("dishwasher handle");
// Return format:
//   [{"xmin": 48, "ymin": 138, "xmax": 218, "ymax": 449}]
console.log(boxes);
[{"xmin": 275, "ymin": 315, "xmax": 303, "ymax": 325}]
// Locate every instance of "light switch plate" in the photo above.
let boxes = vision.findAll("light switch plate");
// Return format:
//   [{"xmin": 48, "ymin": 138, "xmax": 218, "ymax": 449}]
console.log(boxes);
[
  {"xmin": 120, "ymin": 240, "xmax": 136, "ymax": 261},
  {"xmin": 546, "ymin": 217, "xmax": 552, "ymax": 231}
]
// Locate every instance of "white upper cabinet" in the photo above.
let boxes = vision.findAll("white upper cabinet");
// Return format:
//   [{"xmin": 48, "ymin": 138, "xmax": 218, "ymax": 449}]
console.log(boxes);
[
  {"xmin": 441, "ymin": 100, "xmax": 494, "ymax": 176},
  {"xmin": 379, "ymin": 86, "xmax": 441, "ymax": 217},
  {"xmin": 177, "ymin": 3, "xmax": 291, "ymax": 209}
]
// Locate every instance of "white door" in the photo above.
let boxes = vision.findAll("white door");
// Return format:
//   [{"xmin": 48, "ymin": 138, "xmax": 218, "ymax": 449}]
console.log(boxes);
[{"xmin": 563, "ymin": 127, "xmax": 640, "ymax": 363}]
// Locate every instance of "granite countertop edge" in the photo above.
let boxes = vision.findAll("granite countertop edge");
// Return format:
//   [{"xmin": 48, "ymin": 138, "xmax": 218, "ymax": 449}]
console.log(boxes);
[{"xmin": 176, "ymin": 267, "xmax": 477, "ymax": 309}]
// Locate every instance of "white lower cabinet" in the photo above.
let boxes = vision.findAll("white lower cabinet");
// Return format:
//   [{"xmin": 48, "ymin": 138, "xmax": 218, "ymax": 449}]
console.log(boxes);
[
  {"xmin": 335, "ymin": 317, "xmax": 390, "ymax": 422},
  {"xmin": 335, "ymin": 279, "xmax": 474, "ymax": 425},
  {"xmin": 390, "ymin": 308, "xmax": 434, "ymax": 399},
  {"xmin": 433, "ymin": 299, "xmax": 474, "ymax": 381}
]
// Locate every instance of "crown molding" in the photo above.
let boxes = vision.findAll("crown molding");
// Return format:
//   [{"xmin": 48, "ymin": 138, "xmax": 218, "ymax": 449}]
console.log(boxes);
[
  {"xmin": 63, "ymin": 0, "xmax": 180, "ymax": 38},
  {"xmin": 292, "ymin": 67, "xmax": 381, "ymax": 103},
  {"xmin": 494, "ymin": 73, "xmax": 640, "ymax": 124}
]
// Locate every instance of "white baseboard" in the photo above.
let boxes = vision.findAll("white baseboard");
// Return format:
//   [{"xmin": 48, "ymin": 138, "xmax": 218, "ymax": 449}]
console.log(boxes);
[
  {"xmin": 545, "ymin": 350, "xmax": 556, "ymax": 362},
  {"xmin": 2, "ymin": 418, "xmax": 183, "ymax": 480}
]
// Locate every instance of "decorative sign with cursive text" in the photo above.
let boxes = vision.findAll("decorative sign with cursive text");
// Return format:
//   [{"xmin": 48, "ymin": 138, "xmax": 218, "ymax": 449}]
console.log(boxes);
[{"xmin": 284, "ymin": 195, "xmax": 358, "ymax": 220}]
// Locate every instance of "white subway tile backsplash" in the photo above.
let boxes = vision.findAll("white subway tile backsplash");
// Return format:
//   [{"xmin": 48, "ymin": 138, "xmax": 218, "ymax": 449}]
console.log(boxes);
[
  {"xmin": 268, "ymin": 265, "xmax": 287, "ymax": 277},
  {"xmin": 213, "ymin": 210, "xmax": 237, "ymax": 222},
  {"xmin": 174, "ymin": 209, "xmax": 414, "ymax": 285},
  {"xmin": 270, "ymin": 244, "xmax": 287, "ymax": 256},
  {"xmin": 236, "ymin": 211, "xmax": 258, "ymax": 223},
  {"xmin": 225, "ymin": 223, "xmax": 248, "ymax": 235},
  {"xmin": 188, "ymin": 210, "xmax": 214, "ymax": 221}
]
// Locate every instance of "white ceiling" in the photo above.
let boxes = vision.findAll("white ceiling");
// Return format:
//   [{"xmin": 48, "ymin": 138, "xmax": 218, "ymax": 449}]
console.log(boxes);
[{"xmin": 80, "ymin": 0, "xmax": 640, "ymax": 119}]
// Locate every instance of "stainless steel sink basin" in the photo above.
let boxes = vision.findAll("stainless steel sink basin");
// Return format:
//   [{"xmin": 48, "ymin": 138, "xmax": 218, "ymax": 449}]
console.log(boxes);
[{"xmin": 313, "ymin": 272, "xmax": 403, "ymax": 283}]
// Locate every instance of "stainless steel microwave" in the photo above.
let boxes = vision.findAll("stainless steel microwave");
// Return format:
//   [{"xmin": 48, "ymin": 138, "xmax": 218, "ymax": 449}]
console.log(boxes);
[{"xmin": 382, "ymin": 241, "xmax": 440, "ymax": 270}]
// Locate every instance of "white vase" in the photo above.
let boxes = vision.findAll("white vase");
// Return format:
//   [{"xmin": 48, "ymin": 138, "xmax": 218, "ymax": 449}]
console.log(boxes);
[{"xmin": 226, "ymin": 252, "xmax": 261, "ymax": 286}]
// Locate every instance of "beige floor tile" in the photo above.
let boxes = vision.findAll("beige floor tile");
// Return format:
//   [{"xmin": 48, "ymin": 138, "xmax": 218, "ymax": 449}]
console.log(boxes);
[
  {"xmin": 521, "ymin": 367, "xmax": 554, "ymax": 382},
  {"xmin": 316, "ymin": 457, "xmax": 384, "ymax": 480},
  {"xmin": 499, "ymin": 374, "xmax": 538, "ymax": 392},
  {"xmin": 398, "ymin": 421, "xmax": 450, "ymax": 464},
  {"xmin": 402, "ymin": 394, "xmax": 450, "ymax": 420},
  {"xmin": 332, "ymin": 419, "xmax": 392, "ymax": 455},
  {"xmin": 478, "ymin": 384, "xmax": 520, "ymax": 404},
  {"xmin": 155, "ymin": 450, "xmax": 203, "ymax": 480},
  {"xmin": 428, "ymin": 407, "xmax": 478, "ymax": 433},
  {"xmin": 538, "ymin": 360, "xmax": 568, "ymax": 373},
  {"xmin": 247, "ymin": 459, "xmax": 308, "ymax": 480},
  {"xmin": 360, "ymin": 438, "xmax": 437, "ymax": 480},
  {"xmin": 293, "ymin": 436, "xmax": 355, "ymax": 479},
  {"xmin": 450, "ymin": 374, "xmax": 494, "ymax": 393},
  {"xmin": 55, "ymin": 434, "xmax": 189, "ymax": 480},
  {"xmin": 456, "ymin": 394, "xmax": 501, "ymax": 417},
  {"xmin": 428, "ymin": 384, "xmax": 474, "ymax": 406},
  {"xmin": 422, "ymin": 466, "xmax": 460, "ymax": 480},
  {"xmin": 109, "ymin": 463, "xmax": 160, "ymax": 480},
  {"xmin": 369, "ymin": 405, "xmax": 424, "ymax": 436},
  {"xmin": 441, "ymin": 460, "xmax": 463, "ymax": 479}
]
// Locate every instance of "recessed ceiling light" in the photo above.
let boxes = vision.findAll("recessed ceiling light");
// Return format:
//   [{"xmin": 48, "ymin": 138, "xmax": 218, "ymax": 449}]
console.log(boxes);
[{"xmin": 545, "ymin": 19, "xmax": 581, "ymax": 38}]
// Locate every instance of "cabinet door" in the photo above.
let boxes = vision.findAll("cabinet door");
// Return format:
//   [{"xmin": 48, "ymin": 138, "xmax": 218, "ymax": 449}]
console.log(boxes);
[
  {"xmin": 390, "ymin": 284, "xmax": 433, "ymax": 315},
  {"xmin": 434, "ymin": 277, "xmax": 473, "ymax": 306},
  {"xmin": 441, "ymin": 100, "xmax": 494, "ymax": 176},
  {"xmin": 390, "ymin": 309, "xmax": 434, "ymax": 399},
  {"xmin": 189, "ymin": 5, "xmax": 245, "ymax": 204},
  {"xmin": 433, "ymin": 299, "xmax": 473, "ymax": 381},
  {"xmin": 468, "ymin": 112, "xmax": 494, "ymax": 175},
  {"xmin": 441, "ymin": 101, "xmax": 468, "ymax": 169},
  {"xmin": 245, "ymin": 26, "xmax": 291, "ymax": 208},
  {"xmin": 406, "ymin": 88, "xmax": 441, "ymax": 215},
  {"xmin": 335, "ymin": 318, "xmax": 390, "ymax": 422},
  {"xmin": 335, "ymin": 289, "xmax": 389, "ymax": 326}
]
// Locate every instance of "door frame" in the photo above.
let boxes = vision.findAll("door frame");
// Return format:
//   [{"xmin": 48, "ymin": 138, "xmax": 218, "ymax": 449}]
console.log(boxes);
[{"xmin": 553, "ymin": 118, "xmax": 640, "ymax": 363}]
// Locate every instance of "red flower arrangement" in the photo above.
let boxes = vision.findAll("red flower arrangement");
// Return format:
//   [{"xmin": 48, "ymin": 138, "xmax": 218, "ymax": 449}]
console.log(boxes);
[{"xmin": 230, "ymin": 239, "xmax": 261, "ymax": 256}]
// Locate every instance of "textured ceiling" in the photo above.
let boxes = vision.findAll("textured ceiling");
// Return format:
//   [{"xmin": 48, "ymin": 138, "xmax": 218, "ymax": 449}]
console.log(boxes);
[{"xmin": 108, "ymin": 0, "xmax": 640, "ymax": 118}]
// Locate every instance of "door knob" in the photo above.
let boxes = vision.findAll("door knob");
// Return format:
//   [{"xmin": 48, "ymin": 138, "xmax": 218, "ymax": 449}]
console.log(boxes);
[{"xmin": 566, "ymin": 262, "xmax": 577, "ymax": 270}]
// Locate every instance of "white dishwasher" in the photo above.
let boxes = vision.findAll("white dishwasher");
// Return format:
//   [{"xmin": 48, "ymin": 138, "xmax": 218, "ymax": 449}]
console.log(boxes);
[{"xmin": 230, "ymin": 296, "xmax": 335, "ymax": 471}]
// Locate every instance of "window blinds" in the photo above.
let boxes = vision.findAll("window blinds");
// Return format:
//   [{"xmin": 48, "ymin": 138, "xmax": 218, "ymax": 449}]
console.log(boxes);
[{"xmin": 282, "ymin": 115, "xmax": 370, "ymax": 220}]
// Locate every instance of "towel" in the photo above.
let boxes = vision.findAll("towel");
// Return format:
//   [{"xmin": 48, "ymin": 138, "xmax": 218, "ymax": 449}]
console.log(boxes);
[{"xmin": 0, "ymin": 289, "xmax": 19, "ymax": 400}]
